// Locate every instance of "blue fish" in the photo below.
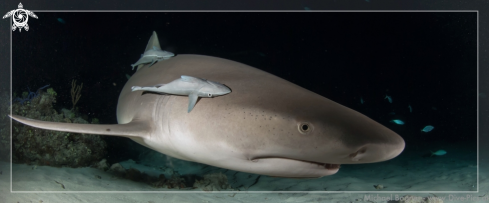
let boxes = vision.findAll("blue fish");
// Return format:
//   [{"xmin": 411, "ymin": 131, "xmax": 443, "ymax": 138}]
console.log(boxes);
[
  {"xmin": 408, "ymin": 105, "xmax": 412, "ymax": 113},
  {"xmin": 385, "ymin": 95, "xmax": 392, "ymax": 103},
  {"xmin": 57, "ymin": 18, "xmax": 66, "ymax": 24},
  {"xmin": 431, "ymin": 150, "xmax": 446, "ymax": 156},
  {"xmin": 360, "ymin": 97, "xmax": 364, "ymax": 104},
  {"xmin": 390, "ymin": 119, "xmax": 404, "ymax": 125},
  {"xmin": 421, "ymin": 125, "xmax": 434, "ymax": 132}
]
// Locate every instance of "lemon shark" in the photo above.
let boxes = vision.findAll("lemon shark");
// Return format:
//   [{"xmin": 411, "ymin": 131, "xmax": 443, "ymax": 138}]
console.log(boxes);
[{"xmin": 10, "ymin": 32, "xmax": 405, "ymax": 178}]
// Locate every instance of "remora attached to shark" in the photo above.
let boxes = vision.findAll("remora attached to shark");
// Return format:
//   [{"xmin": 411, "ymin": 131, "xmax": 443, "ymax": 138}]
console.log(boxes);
[
  {"xmin": 10, "ymin": 32, "xmax": 405, "ymax": 178},
  {"xmin": 131, "ymin": 31, "xmax": 174, "ymax": 70},
  {"xmin": 132, "ymin": 75, "xmax": 232, "ymax": 113}
]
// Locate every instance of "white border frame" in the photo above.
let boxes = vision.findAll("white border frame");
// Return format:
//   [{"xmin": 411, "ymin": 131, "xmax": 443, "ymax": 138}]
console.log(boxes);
[{"xmin": 9, "ymin": 10, "xmax": 479, "ymax": 194}]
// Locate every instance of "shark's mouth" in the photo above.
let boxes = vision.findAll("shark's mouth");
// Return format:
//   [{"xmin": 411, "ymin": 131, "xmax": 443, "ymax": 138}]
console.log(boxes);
[
  {"xmin": 305, "ymin": 160, "xmax": 341, "ymax": 170},
  {"xmin": 250, "ymin": 157, "xmax": 341, "ymax": 178},
  {"xmin": 256, "ymin": 157, "xmax": 341, "ymax": 170}
]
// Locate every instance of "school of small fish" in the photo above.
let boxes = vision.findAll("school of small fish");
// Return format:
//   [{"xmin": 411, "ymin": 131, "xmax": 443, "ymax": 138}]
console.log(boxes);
[
  {"xmin": 358, "ymin": 94, "xmax": 442, "ymax": 156},
  {"xmin": 360, "ymin": 95, "xmax": 447, "ymax": 156},
  {"xmin": 359, "ymin": 94, "xmax": 435, "ymax": 133}
]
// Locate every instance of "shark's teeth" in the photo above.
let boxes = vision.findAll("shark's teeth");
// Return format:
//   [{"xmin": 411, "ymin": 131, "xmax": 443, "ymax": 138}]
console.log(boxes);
[
  {"xmin": 308, "ymin": 161, "xmax": 341, "ymax": 170},
  {"xmin": 324, "ymin": 163, "xmax": 341, "ymax": 170}
]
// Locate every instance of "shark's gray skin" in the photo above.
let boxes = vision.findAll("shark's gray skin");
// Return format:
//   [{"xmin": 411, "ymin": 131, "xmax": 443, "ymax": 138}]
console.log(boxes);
[
  {"xmin": 132, "ymin": 75, "xmax": 232, "ymax": 113},
  {"xmin": 9, "ymin": 33, "xmax": 405, "ymax": 178},
  {"xmin": 131, "ymin": 31, "xmax": 174, "ymax": 70}
]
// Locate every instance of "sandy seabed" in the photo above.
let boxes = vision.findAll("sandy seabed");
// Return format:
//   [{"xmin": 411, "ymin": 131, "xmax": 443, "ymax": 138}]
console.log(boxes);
[{"xmin": 1, "ymin": 147, "xmax": 487, "ymax": 203}]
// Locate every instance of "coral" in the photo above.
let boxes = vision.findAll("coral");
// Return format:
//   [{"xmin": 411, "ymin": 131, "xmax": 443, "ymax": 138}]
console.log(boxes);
[
  {"xmin": 46, "ymin": 87, "xmax": 57, "ymax": 96},
  {"xmin": 94, "ymin": 159, "xmax": 109, "ymax": 171},
  {"xmin": 152, "ymin": 174, "xmax": 167, "ymax": 188},
  {"xmin": 61, "ymin": 108, "xmax": 75, "ymax": 119},
  {"xmin": 11, "ymin": 88, "xmax": 107, "ymax": 167},
  {"xmin": 91, "ymin": 118, "xmax": 99, "ymax": 124},
  {"xmin": 71, "ymin": 79, "xmax": 83, "ymax": 110},
  {"xmin": 0, "ymin": 127, "xmax": 9, "ymax": 162},
  {"xmin": 125, "ymin": 168, "xmax": 145, "ymax": 182},
  {"xmin": 109, "ymin": 163, "xmax": 126, "ymax": 174},
  {"xmin": 193, "ymin": 173, "xmax": 232, "ymax": 191},
  {"xmin": 13, "ymin": 85, "xmax": 50, "ymax": 105},
  {"xmin": 0, "ymin": 90, "xmax": 10, "ymax": 161},
  {"xmin": 165, "ymin": 173, "xmax": 187, "ymax": 189}
]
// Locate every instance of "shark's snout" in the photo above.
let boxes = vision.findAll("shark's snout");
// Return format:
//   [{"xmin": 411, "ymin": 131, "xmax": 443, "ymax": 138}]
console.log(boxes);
[
  {"xmin": 131, "ymin": 86, "xmax": 142, "ymax": 91},
  {"xmin": 216, "ymin": 86, "xmax": 232, "ymax": 96},
  {"xmin": 348, "ymin": 135, "xmax": 405, "ymax": 163},
  {"xmin": 276, "ymin": 101, "xmax": 406, "ymax": 168}
]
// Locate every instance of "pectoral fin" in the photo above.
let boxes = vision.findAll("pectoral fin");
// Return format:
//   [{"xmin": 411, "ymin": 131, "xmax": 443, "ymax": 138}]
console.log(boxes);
[
  {"xmin": 9, "ymin": 115, "xmax": 152, "ymax": 138},
  {"xmin": 149, "ymin": 59, "xmax": 157, "ymax": 67},
  {"xmin": 188, "ymin": 92, "xmax": 199, "ymax": 113},
  {"xmin": 136, "ymin": 64, "xmax": 144, "ymax": 71}
]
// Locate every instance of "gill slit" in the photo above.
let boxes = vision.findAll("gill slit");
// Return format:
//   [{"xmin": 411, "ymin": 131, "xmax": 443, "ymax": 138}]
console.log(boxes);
[
  {"xmin": 153, "ymin": 94, "xmax": 170, "ymax": 139},
  {"xmin": 164, "ymin": 95, "xmax": 178, "ymax": 152}
]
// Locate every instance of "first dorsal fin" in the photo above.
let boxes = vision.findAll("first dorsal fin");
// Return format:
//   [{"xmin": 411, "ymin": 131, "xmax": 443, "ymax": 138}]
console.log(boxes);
[
  {"xmin": 181, "ymin": 75, "xmax": 204, "ymax": 83},
  {"xmin": 9, "ymin": 115, "xmax": 151, "ymax": 138},
  {"xmin": 144, "ymin": 31, "xmax": 161, "ymax": 52}
]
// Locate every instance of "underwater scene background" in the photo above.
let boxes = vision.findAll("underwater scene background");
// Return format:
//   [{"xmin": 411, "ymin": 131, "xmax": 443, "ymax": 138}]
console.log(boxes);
[{"xmin": 0, "ymin": 11, "xmax": 482, "ymax": 203}]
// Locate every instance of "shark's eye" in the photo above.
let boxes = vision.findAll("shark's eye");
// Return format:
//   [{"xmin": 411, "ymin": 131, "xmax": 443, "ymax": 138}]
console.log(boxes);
[
  {"xmin": 208, "ymin": 93, "xmax": 212, "ymax": 97},
  {"xmin": 298, "ymin": 122, "xmax": 313, "ymax": 134}
]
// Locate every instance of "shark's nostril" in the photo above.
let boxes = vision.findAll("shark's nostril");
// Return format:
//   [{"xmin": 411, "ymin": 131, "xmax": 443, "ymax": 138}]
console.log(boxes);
[{"xmin": 349, "ymin": 151, "xmax": 359, "ymax": 161}]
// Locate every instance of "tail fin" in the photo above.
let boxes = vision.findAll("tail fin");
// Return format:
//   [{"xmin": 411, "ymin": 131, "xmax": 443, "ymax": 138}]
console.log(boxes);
[{"xmin": 9, "ymin": 115, "xmax": 151, "ymax": 138}]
